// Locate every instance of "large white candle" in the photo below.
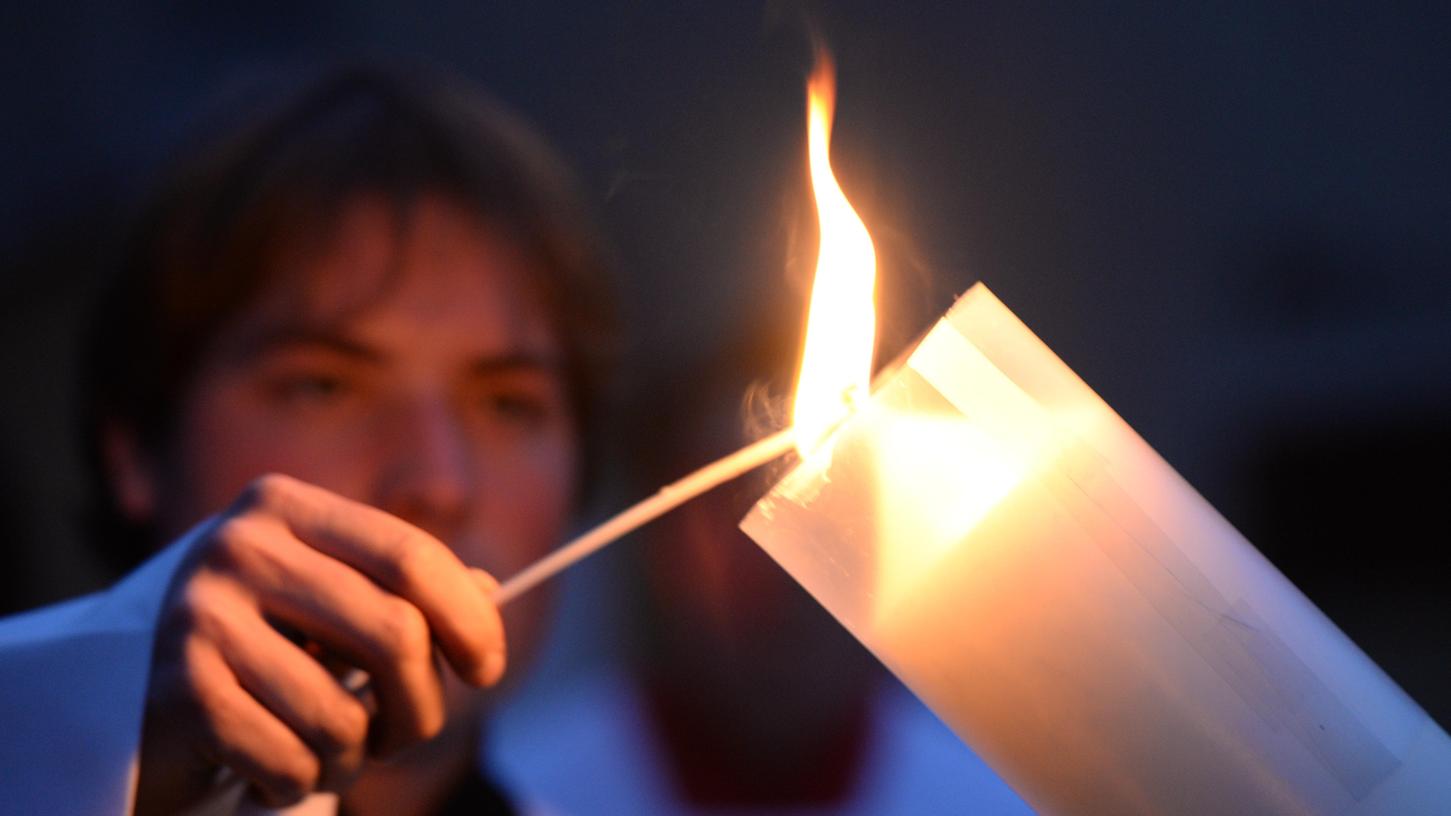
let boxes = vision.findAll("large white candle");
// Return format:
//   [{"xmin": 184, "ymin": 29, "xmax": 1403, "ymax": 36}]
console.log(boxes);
[{"xmin": 741, "ymin": 283, "xmax": 1451, "ymax": 814}]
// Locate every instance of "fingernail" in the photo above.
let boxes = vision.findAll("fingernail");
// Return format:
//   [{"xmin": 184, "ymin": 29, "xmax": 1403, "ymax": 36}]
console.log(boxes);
[
  {"xmin": 471, "ymin": 568, "xmax": 500, "ymax": 596},
  {"xmin": 482, "ymin": 648, "xmax": 506, "ymax": 686}
]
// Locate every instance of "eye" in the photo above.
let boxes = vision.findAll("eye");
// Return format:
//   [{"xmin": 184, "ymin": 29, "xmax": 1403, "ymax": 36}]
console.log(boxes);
[
  {"xmin": 266, "ymin": 370, "xmax": 353, "ymax": 406},
  {"xmin": 481, "ymin": 390, "xmax": 550, "ymax": 426}
]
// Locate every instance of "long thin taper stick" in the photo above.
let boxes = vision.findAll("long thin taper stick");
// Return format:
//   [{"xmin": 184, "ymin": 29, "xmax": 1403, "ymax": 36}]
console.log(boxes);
[{"xmin": 493, "ymin": 427, "xmax": 798, "ymax": 605}]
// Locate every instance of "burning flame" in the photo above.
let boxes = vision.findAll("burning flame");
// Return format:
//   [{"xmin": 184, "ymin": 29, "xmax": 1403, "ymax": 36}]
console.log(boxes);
[{"xmin": 792, "ymin": 54, "xmax": 878, "ymax": 456}]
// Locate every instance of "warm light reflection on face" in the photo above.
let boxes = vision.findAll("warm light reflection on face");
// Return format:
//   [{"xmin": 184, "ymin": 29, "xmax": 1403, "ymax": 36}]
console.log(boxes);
[{"xmin": 157, "ymin": 194, "xmax": 579, "ymax": 679}]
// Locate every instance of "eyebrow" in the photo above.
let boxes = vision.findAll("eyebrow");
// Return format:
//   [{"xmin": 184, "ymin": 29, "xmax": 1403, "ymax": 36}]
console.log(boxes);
[
  {"xmin": 230, "ymin": 326, "xmax": 564, "ymax": 375},
  {"xmin": 469, "ymin": 352, "xmax": 565, "ymax": 377},
  {"xmin": 230, "ymin": 327, "xmax": 386, "ymax": 365}
]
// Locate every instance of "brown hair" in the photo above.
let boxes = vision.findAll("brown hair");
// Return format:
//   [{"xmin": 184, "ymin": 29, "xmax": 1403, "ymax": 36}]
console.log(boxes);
[{"xmin": 82, "ymin": 63, "xmax": 616, "ymax": 571}]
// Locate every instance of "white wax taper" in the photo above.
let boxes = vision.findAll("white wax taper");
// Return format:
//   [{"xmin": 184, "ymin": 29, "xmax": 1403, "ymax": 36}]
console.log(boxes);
[{"xmin": 492, "ymin": 427, "xmax": 798, "ymax": 605}]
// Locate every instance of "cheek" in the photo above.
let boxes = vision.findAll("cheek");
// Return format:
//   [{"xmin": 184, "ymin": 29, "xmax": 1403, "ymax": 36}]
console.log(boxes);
[
  {"xmin": 460, "ymin": 429, "xmax": 578, "ymax": 576},
  {"xmin": 452, "ymin": 428, "xmax": 576, "ymax": 677}
]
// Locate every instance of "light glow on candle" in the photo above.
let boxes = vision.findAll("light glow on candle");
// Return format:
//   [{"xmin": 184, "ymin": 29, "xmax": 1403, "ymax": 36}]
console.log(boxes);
[
  {"xmin": 791, "ymin": 53, "xmax": 878, "ymax": 456},
  {"xmin": 870, "ymin": 411, "xmax": 1029, "ymax": 615}
]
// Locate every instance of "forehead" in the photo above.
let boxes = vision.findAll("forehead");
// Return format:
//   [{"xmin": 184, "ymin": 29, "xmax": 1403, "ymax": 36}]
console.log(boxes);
[{"xmin": 222, "ymin": 195, "xmax": 560, "ymax": 356}]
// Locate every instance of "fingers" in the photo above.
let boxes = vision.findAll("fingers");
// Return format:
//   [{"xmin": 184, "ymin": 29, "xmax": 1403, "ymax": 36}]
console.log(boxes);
[
  {"xmin": 206, "ymin": 513, "xmax": 447, "ymax": 757},
  {"xmin": 209, "ymin": 598, "xmax": 370, "ymax": 787},
  {"xmin": 172, "ymin": 567, "xmax": 370, "ymax": 795},
  {"xmin": 145, "ymin": 474, "xmax": 513, "ymax": 807},
  {"xmin": 183, "ymin": 638, "xmax": 321, "ymax": 808},
  {"xmin": 238, "ymin": 474, "xmax": 506, "ymax": 688}
]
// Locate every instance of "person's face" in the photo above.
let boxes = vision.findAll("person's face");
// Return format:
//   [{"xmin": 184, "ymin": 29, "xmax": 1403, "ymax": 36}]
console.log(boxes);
[{"xmin": 145, "ymin": 194, "xmax": 579, "ymax": 672}]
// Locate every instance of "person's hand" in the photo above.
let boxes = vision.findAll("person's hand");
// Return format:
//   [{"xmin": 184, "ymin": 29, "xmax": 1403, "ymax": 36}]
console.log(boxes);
[{"xmin": 134, "ymin": 473, "xmax": 506, "ymax": 812}]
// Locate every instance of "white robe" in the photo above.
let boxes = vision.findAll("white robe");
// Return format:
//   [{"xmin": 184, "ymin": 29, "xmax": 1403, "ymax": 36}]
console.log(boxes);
[
  {"xmin": 0, "ymin": 533, "xmax": 336, "ymax": 816},
  {"xmin": 0, "ymin": 535, "xmax": 193, "ymax": 814}
]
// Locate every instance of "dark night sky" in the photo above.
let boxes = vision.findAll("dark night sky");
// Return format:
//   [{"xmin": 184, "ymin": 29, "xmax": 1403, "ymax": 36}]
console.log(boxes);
[{"xmin": 2, "ymin": 2, "xmax": 1448, "ymax": 721}]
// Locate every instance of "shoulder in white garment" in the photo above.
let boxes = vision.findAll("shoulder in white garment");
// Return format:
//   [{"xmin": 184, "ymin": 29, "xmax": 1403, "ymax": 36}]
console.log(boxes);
[{"xmin": 0, "ymin": 528, "xmax": 199, "ymax": 815}]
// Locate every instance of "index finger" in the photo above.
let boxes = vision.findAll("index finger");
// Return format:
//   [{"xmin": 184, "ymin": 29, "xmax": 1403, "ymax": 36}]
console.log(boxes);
[{"xmin": 241, "ymin": 474, "xmax": 505, "ymax": 687}]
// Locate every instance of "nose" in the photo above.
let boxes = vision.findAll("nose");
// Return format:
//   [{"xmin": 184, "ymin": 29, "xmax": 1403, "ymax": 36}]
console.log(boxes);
[{"xmin": 374, "ymin": 394, "xmax": 475, "ymax": 543}]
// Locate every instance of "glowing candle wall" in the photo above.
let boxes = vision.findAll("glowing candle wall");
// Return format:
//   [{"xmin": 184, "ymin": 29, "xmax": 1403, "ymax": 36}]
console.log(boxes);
[{"xmin": 742, "ymin": 283, "xmax": 1451, "ymax": 814}]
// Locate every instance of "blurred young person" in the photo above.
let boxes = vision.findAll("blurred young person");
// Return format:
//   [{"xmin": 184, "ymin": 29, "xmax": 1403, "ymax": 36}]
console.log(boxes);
[{"xmin": 0, "ymin": 64, "xmax": 612, "ymax": 816}]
